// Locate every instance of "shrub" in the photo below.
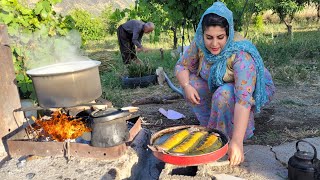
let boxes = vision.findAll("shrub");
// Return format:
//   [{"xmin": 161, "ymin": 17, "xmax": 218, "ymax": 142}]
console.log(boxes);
[
  {"xmin": 69, "ymin": 9, "xmax": 105, "ymax": 43},
  {"xmin": 127, "ymin": 61, "xmax": 156, "ymax": 78},
  {"xmin": 254, "ymin": 14, "xmax": 264, "ymax": 31}
]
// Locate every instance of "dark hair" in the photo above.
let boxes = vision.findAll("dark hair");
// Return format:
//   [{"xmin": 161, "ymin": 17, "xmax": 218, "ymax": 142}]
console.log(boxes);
[{"xmin": 202, "ymin": 13, "xmax": 229, "ymax": 36}]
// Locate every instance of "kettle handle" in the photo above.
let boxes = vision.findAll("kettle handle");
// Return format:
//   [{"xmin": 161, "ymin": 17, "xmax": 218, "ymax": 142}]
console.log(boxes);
[{"xmin": 296, "ymin": 140, "xmax": 317, "ymax": 162}]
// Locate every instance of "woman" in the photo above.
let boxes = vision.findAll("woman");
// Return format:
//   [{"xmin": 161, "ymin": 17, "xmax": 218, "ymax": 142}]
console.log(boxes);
[{"xmin": 175, "ymin": 2, "xmax": 275, "ymax": 166}]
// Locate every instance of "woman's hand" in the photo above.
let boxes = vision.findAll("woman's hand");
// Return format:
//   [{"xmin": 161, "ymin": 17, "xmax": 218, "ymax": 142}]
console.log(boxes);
[
  {"xmin": 137, "ymin": 47, "xmax": 150, "ymax": 52},
  {"xmin": 184, "ymin": 85, "xmax": 200, "ymax": 105},
  {"xmin": 228, "ymin": 138, "xmax": 244, "ymax": 166}
]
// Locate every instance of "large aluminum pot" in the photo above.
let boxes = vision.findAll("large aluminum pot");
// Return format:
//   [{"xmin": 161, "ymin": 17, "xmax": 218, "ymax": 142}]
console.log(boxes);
[{"xmin": 26, "ymin": 60, "xmax": 102, "ymax": 108}]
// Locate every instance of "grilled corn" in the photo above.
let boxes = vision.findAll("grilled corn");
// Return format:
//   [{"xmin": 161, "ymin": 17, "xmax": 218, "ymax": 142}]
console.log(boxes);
[
  {"xmin": 156, "ymin": 129, "xmax": 190, "ymax": 151},
  {"xmin": 194, "ymin": 134, "xmax": 219, "ymax": 151},
  {"xmin": 170, "ymin": 131, "xmax": 208, "ymax": 154},
  {"xmin": 189, "ymin": 134, "xmax": 223, "ymax": 155}
]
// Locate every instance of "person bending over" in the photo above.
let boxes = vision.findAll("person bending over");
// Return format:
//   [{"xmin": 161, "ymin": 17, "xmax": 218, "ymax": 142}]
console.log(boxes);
[{"xmin": 117, "ymin": 20, "xmax": 154, "ymax": 64}]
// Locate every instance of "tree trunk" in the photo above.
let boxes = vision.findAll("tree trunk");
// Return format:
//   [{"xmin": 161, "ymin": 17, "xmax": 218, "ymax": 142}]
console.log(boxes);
[
  {"xmin": 171, "ymin": 26, "xmax": 177, "ymax": 49},
  {"xmin": 187, "ymin": 29, "xmax": 191, "ymax": 44},
  {"xmin": 286, "ymin": 24, "xmax": 293, "ymax": 36},
  {"xmin": 282, "ymin": 19, "xmax": 293, "ymax": 36},
  {"xmin": 192, "ymin": 22, "xmax": 197, "ymax": 33},
  {"xmin": 317, "ymin": 4, "xmax": 320, "ymax": 22}
]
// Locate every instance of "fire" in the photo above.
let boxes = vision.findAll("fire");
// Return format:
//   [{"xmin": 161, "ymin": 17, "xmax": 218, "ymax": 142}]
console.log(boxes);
[{"xmin": 33, "ymin": 110, "xmax": 91, "ymax": 142}]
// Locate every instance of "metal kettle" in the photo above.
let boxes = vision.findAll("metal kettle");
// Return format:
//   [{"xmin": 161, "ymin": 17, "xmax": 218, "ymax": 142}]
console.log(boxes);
[
  {"xmin": 288, "ymin": 140, "xmax": 320, "ymax": 180},
  {"xmin": 90, "ymin": 108, "xmax": 131, "ymax": 148}
]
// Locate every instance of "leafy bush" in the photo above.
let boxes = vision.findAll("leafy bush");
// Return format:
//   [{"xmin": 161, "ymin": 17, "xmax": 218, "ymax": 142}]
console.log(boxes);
[
  {"xmin": 0, "ymin": 0, "xmax": 74, "ymax": 99},
  {"xmin": 100, "ymin": 6, "xmax": 126, "ymax": 35},
  {"xmin": 69, "ymin": 9, "xmax": 105, "ymax": 42},
  {"xmin": 127, "ymin": 61, "xmax": 156, "ymax": 78},
  {"xmin": 254, "ymin": 14, "xmax": 264, "ymax": 31}
]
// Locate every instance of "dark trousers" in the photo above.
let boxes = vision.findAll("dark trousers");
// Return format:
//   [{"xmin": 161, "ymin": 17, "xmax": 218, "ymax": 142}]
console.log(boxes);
[{"xmin": 117, "ymin": 25, "xmax": 137, "ymax": 64}]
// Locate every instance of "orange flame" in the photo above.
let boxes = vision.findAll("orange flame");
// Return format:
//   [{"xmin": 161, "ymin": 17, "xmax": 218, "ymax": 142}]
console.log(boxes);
[{"xmin": 35, "ymin": 111, "xmax": 91, "ymax": 142}]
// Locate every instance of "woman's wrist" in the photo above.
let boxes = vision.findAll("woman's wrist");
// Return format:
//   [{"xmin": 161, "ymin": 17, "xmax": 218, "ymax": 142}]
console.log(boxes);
[
  {"xmin": 231, "ymin": 136, "xmax": 244, "ymax": 144},
  {"xmin": 181, "ymin": 82, "xmax": 190, "ymax": 89}
]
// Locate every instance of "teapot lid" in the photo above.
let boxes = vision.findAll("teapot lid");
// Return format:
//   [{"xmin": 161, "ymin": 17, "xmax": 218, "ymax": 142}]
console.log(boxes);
[
  {"xmin": 294, "ymin": 151, "xmax": 314, "ymax": 161},
  {"xmin": 90, "ymin": 108, "xmax": 130, "ymax": 122}
]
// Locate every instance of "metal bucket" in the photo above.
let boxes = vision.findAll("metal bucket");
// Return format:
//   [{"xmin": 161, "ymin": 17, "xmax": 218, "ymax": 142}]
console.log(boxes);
[{"xmin": 26, "ymin": 60, "xmax": 102, "ymax": 108}]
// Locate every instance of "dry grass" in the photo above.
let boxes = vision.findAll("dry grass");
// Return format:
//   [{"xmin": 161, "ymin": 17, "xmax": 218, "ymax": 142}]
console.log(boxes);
[
  {"xmin": 262, "ymin": 4, "xmax": 318, "ymax": 24},
  {"xmin": 284, "ymin": 127, "xmax": 320, "ymax": 139}
]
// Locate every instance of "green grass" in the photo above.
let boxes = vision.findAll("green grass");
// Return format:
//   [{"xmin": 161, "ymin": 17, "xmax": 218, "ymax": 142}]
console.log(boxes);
[
  {"xmin": 83, "ymin": 22, "xmax": 320, "ymax": 107},
  {"xmin": 264, "ymin": 30, "xmax": 319, "ymax": 84}
]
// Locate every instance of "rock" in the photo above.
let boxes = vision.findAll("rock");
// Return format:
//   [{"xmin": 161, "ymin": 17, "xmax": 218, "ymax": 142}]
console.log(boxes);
[
  {"xmin": 26, "ymin": 173, "xmax": 35, "ymax": 179},
  {"xmin": 16, "ymin": 159, "xmax": 26, "ymax": 168}
]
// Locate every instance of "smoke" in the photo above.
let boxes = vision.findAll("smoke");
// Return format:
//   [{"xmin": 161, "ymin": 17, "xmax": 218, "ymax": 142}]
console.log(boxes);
[{"xmin": 18, "ymin": 28, "xmax": 90, "ymax": 70}]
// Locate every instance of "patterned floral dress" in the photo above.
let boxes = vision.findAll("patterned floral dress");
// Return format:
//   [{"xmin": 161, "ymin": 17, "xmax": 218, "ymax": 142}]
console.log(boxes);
[{"xmin": 175, "ymin": 41, "xmax": 275, "ymax": 140}]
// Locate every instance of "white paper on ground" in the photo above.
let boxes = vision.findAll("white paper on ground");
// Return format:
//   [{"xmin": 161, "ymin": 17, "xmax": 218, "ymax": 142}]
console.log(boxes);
[{"xmin": 158, "ymin": 108, "xmax": 186, "ymax": 120}]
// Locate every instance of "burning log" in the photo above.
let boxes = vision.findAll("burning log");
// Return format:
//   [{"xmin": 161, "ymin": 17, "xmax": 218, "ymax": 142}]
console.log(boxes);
[{"xmin": 31, "ymin": 110, "xmax": 91, "ymax": 142}]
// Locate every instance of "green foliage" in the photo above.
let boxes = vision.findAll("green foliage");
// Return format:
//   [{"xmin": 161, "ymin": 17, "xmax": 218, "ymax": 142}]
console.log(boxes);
[
  {"xmin": 69, "ymin": 9, "xmax": 105, "ymax": 42},
  {"xmin": 273, "ymin": 0, "xmax": 303, "ymax": 21},
  {"xmin": 254, "ymin": 14, "xmax": 264, "ymax": 31},
  {"xmin": 131, "ymin": 2, "xmax": 171, "ymax": 43},
  {"xmin": 127, "ymin": 61, "xmax": 157, "ymax": 78},
  {"xmin": 222, "ymin": 0, "xmax": 275, "ymax": 31},
  {"xmin": 253, "ymin": 29, "xmax": 320, "ymax": 83},
  {"xmin": 100, "ymin": 5, "xmax": 115, "ymax": 35},
  {"xmin": 105, "ymin": 8, "xmax": 127, "ymax": 35},
  {"xmin": 272, "ymin": 0, "xmax": 306, "ymax": 34},
  {"xmin": 0, "ymin": 0, "xmax": 74, "ymax": 99},
  {"xmin": 135, "ymin": 0, "xmax": 275, "ymax": 45},
  {"xmin": 100, "ymin": 70, "xmax": 124, "ymax": 107}
]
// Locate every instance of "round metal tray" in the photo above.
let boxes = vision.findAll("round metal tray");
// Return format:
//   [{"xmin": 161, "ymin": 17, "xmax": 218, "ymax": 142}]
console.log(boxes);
[{"xmin": 149, "ymin": 125, "xmax": 229, "ymax": 166}]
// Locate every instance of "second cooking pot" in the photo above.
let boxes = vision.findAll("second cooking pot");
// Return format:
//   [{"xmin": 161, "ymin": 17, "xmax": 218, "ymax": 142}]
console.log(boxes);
[{"xmin": 90, "ymin": 109, "xmax": 131, "ymax": 148}]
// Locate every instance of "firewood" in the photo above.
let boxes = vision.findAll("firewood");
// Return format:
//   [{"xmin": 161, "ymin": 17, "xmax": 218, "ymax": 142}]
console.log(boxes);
[{"xmin": 131, "ymin": 94, "xmax": 181, "ymax": 106}]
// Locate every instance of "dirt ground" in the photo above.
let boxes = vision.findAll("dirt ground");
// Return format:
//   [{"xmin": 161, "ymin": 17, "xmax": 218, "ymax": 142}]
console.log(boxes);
[
  {"xmin": 1, "ymin": 81, "xmax": 319, "ymax": 180},
  {"xmin": 124, "ymin": 81, "xmax": 320, "ymax": 146}
]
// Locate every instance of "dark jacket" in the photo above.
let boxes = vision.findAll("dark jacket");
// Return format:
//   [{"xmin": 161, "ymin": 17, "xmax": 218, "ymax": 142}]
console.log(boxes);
[{"xmin": 121, "ymin": 20, "xmax": 145, "ymax": 48}]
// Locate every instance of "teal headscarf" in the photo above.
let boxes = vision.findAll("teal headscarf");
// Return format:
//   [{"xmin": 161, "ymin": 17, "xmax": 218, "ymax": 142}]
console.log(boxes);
[{"xmin": 194, "ymin": 2, "xmax": 267, "ymax": 113}]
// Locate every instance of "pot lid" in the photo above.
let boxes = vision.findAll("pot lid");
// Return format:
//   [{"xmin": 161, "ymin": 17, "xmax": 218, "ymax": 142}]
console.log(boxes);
[
  {"xmin": 26, "ymin": 60, "xmax": 101, "ymax": 76},
  {"xmin": 90, "ymin": 109, "xmax": 130, "ymax": 122}
]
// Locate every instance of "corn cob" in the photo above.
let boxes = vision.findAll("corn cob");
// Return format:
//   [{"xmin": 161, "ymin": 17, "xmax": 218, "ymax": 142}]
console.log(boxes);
[
  {"xmin": 156, "ymin": 129, "xmax": 190, "ymax": 151},
  {"xmin": 170, "ymin": 131, "xmax": 208, "ymax": 154},
  {"xmin": 189, "ymin": 134, "xmax": 223, "ymax": 155},
  {"xmin": 194, "ymin": 134, "xmax": 219, "ymax": 151}
]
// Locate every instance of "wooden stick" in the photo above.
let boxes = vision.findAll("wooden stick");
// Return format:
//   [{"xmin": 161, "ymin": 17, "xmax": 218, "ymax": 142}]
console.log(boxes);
[{"xmin": 132, "ymin": 94, "xmax": 181, "ymax": 106}]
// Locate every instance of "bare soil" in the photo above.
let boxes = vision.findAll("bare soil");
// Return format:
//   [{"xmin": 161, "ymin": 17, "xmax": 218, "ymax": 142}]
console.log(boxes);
[
  {"xmin": 1, "ymin": 75, "xmax": 319, "ymax": 180},
  {"xmin": 122, "ymin": 82, "xmax": 320, "ymax": 146}
]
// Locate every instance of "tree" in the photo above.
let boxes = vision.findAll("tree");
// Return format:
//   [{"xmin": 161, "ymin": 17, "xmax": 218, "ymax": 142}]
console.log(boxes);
[
  {"xmin": 136, "ymin": 0, "xmax": 274, "ymax": 47},
  {"xmin": 136, "ymin": 0, "xmax": 214, "ymax": 48},
  {"xmin": 272, "ymin": 0, "xmax": 306, "ymax": 35},
  {"xmin": 0, "ymin": 0, "xmax": 74, "ymax": 99},
  {"xmin": 129, "ymin": 1, "xmax": 172, "ymax": 44},
  {"xmin": 222, "ymin": 0, "xmax": 275, "ymax": 36}
]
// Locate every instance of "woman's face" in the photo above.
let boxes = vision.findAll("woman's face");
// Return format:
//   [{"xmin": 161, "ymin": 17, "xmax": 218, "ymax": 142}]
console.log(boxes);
[{"xmin": 203, "ymin": 26, "xmax": 228, "ymax": 55}]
